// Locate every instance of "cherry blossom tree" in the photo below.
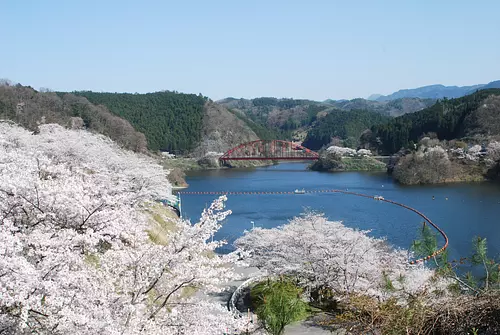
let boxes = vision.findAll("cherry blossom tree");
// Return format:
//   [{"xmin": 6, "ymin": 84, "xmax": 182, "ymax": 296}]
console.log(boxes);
[
  {"xmin": 356, "ymin": 148, "xmax": 372, "ymax": 157},
  {"xmin": 235, "ymin": 213, "xmax": 444, "ymax": 301},
  {"xmin": 0, "ymin": 123, "xmax": 246, "ymax": 334},
  {"xmin": 487, "ymin": 141, "xmax": 500, "ymax": 162},
  {"xmin": 326, "ymin": 146, "xmax": 357, "ymax": 157},
  {"xmin": 325, "ymin": 146, "xmax": 373, "ymax": 158}
]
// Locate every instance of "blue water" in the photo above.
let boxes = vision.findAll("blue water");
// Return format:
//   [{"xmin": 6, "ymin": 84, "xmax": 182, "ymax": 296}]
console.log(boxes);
[{"xmin": 180, "ymin": 162, "xmax": 500, "ymax": 260}]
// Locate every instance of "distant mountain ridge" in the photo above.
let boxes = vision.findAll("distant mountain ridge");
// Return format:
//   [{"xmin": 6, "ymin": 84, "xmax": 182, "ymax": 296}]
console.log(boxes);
[
  {"xmin": 218, "ymin": 96, "xmax": 434, "ymax": 130},
  {"xmin": 371, "ymin": 80, "xmax": 500, "ymax": 101}
]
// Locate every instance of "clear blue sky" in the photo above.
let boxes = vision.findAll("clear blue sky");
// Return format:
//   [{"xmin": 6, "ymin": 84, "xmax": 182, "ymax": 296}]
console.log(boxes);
[{"xmin": 2, "ymin": 0, "xmax": 499, "ymax": 100}]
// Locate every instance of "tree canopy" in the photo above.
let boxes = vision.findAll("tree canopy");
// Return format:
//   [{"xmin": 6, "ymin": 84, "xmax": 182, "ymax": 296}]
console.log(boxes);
[
  {"xmin": 0, "ymin": 123, "xmax": 248, "ymax": 334},
  {"xmin": 372, "ymin": 89, "xmax": 500, "ymax": 154},
  {"xmin": 302, "ymin": 109, "xmax": 389, "ymax": 150},
  {"xmin": 73, "ymin": 91, "xmax": 208, "ymax": 153}
]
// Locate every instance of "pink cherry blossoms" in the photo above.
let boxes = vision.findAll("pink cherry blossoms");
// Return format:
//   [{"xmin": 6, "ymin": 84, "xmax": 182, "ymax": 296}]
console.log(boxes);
[
  {"xmin": 0, "ymin": 123, "xmax": 246, "ymax": 334},
  {"xmin": 235, "ymin": 213, "xmax": 448, "ymax": 301}
]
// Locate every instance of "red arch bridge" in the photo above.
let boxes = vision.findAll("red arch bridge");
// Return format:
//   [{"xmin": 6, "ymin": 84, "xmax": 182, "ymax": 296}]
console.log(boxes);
[{"xmin": 219, "ymin": 140, "xmax": 319, "ymax": 161}]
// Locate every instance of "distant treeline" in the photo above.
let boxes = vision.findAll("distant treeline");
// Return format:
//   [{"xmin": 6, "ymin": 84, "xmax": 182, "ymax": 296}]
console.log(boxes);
[
  {"xmin": 371, "ymin": 89, "xmax": 500, "ymax": 154},
  {"xmin": 73, "ymin": 91, "xmax": 207, "ymax": 153},
  {"xmin": 252, "ymin": 97, "xmax": 316, "ymax": 109},
  {"xmin": 302, "ymin": 109, "xmax": 389, "ymax": 150}
]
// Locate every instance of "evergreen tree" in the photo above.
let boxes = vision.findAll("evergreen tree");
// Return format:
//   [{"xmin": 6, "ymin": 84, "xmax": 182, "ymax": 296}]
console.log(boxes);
[{"xmin": 73, "ymin": 91, "xmax": 207, "ymax": 153}]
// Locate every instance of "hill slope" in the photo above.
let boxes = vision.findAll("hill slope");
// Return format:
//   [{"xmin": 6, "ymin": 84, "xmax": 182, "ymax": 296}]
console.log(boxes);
[
  {"xmin": 190, "ymin": 102, "xmax": 260, "ymax": 157},
  {"xmin": 73, "ymin": 91, "xmax": 207, "ymax": 154},
  {"xmin": 218, "ymin": 97, "xmax": 433, "ymax": 143},
  {"xmin": 371, "ymin": 89, "xmax": 500, "ymax": 154},
  {"xmin": 72, "ymin": 90, "xmax": 270, "ymax": 157},
  {"xmin": 302, "ymin": 109, "xmax": 390, "ymax": 150},
  {"xmin": 218, "ymin": 97, "xmax": 325, "ymax": 133},
  {"xmin": 0, "ymin": 83, "xmax": 147, "ymax": 152}
]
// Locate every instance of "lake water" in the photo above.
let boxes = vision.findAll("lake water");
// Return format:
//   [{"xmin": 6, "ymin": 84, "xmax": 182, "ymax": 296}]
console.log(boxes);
[{"xmin": 180, "ymin": 162, "xmax": 500, "ymax": 261}]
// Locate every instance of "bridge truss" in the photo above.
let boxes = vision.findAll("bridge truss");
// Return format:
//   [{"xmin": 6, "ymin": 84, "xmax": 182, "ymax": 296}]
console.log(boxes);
[{"xmin": 219, "ymin": 140, "xmax": 319, "ymax": 161}]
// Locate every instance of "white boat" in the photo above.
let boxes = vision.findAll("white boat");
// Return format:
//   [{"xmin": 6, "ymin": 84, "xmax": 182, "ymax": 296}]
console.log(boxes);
[{"xmin": 294, "ymin": 189, "xmax": 305, "ymax": 194}]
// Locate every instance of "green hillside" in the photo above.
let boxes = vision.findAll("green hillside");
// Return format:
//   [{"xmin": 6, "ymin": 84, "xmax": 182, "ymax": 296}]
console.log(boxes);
[
  {"xmin": 371, "ymin": 89, "xmax": 500, "ymax": 154},
  {"xmin": 73, "ymin": 91, "xmax": 207, "ymax": 153},
  {"xmin": 218, "ymin": 97, "xmax": 326, "ymax": 139},
  {"xmin": 302, "ymin": 109, "xmax": 390, "ymax": 150}
]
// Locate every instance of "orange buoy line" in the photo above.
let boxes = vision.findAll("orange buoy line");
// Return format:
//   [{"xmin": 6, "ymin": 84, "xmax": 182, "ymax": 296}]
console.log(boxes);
[
  {"xmin": 177, "ymin": 189, "xmax": 449, "ymax": 264},
  {"xmin": 332, "ymin": 190, "xmax": 449, "ymax": 265}
]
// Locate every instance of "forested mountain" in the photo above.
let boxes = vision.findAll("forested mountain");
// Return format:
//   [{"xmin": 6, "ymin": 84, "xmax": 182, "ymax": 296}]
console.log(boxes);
[
  {"xmin": 73, "ymin": 91, "xmax": 207, "ymax": 154},
  {"xmin": 372, "ymin": 80, "xmax": 500, "ymax": 101},
  {"xmin": 10, "ymin": 82, "xmax": 497, "ymax": 158},
  {"xmin": 218, "ymin": 97, "xmax": 326, "ymax": 136},
  {"xmin": 0, "ymin": 83, "xmax": 147, "ymax": 152},
  {"xmin": 302, "ymin": 109, "xmax": 390, "ymax": 150},
  {"xmin": 218, "ymin": 96, "xmax": 433, "ymax": 142},
  {"xmin": 371, "ymin": 89, "xmax": 500, "ymax": 154}
]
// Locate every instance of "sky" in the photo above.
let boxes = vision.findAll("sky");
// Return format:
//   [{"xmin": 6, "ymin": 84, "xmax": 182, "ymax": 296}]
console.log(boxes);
[{"xmin": 1, "ymin": 0, "xmax": 499, "ymax": 100}]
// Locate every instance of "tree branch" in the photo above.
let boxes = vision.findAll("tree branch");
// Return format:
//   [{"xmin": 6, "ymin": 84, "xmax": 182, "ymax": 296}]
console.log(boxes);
[{"xmin": 148, "ymin": 278, "xmax": 195, "ymax": 320}]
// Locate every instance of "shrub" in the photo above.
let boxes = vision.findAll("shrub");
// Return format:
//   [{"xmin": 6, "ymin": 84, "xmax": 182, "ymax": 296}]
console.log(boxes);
[
  {"xmin": 393, "ymin": 146, "xmax": 452, "ymax": 184},
  {"xmin": 309, "ymin": 152, "xmax": 345, "ymax": 171},
  {"xmin": 250, "ymin": 279, "xmax": 309, "ymax": 335},
  {"xmin": 334, "ymin": 292, "xmax": 500, "ymax": 334}
]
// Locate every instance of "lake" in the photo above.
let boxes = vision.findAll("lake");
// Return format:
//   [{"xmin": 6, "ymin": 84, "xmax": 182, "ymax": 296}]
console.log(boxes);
[{"xmin": 180, "ymin": 162, "xmax": 500, "ymax": 261}]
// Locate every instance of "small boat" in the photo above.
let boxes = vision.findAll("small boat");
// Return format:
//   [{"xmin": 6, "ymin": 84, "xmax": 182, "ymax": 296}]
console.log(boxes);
[{"xmin": 294, "ymin": 189, "xmax": 306, "ymax": 194}]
